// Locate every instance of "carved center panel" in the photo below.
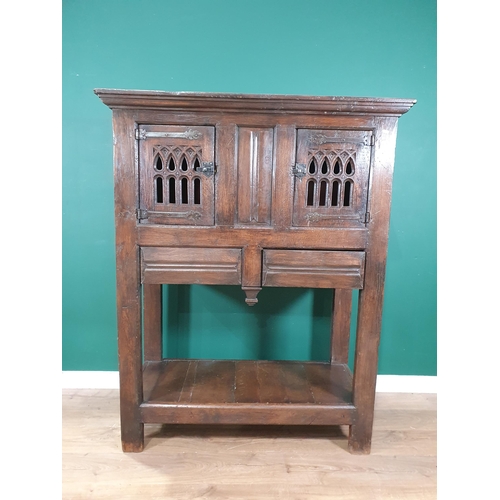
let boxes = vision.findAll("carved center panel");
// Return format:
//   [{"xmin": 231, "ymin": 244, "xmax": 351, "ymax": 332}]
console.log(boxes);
[{"xmin": 236, "ymin": 127, "xmax": 274, "ymax": 225}]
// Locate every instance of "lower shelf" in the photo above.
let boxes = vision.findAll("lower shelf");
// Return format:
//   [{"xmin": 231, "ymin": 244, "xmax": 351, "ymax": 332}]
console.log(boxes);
[{"xmin": 141, "ymin": 359, "xmax": 355, "ymax": 425}]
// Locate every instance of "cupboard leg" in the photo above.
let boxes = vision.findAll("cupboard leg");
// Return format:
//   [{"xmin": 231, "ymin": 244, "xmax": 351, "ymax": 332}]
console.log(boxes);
[
  {"xmin": 330, "ymin": 289, "xmax": 352, "ymax": 364},
  {"xmin": 348, "ymin": 417, "xmax": 373, "ymax": 454},
  {"xmin": 117, "ymin": 289, "xmax": 145, "ymax": 452},
  {"xmin": 143, "ymin": 283, "xmax": 163, "ymax": 361},
  {"xmin": 116, "ymin": 249, "xmax": 144, "ymax": 452},
  {"xmin": 348, "ymin": 284, "xmax": 382, "ymax": 454},
  {"xmin": 117, "ymin": 295, "xmax": 145, "ymax": 452},
  {"xmin": 120, "ymin": 421, "xmax": 144, "ymax": 452}
]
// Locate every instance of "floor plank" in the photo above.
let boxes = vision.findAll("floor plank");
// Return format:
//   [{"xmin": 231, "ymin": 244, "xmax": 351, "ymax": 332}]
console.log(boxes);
[{"xmin": 62, "ymin": 389, "xmax": 436, "ymax": 499}]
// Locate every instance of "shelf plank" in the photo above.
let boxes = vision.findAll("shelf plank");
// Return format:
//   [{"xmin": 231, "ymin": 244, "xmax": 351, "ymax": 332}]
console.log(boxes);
[
  {"xmin": 304, "ymin": 362, "xmax": 353, "ymax": 405},
  {"xmin": 279, "ymin": 362, "xmax": 316, "ymax": 404},
  {"xmin": 190, "ymin": 360, "xmax": 237, "ymax": 404},
  {"xmin": 178, "ymin": 360, "xmax": 197, "ymax": 403},
  {"xmin": 256, "ymin": 362, "xmax": 288, "ymax": 403},
  {"xmin": 141, "ymin": 360, "xmax": 355, "ymax": 425},
  {"xmin": 147, "ymin": 360, "xmax": 189, "ymax": 403},
  {"xmin": 234, "ymin": 360, "xmax": 260, "ymax": 403}
]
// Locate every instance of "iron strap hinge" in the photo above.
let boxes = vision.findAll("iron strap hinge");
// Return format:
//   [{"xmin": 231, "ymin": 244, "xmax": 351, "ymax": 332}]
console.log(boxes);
[
  {"xmin": 135, "ymin": 128, "xmax": 203, "ymax": 140},
  {"xmin": 309, "ymin": 132, "xmax": 374, "ymax": 146}
]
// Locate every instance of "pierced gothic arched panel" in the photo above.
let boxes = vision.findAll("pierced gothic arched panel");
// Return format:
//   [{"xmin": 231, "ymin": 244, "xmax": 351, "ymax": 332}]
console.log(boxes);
[
  {"xmin": 300, "ymin": 149, "xmax": 357, "ymax": 209},
  {"xmin": 293, "ymin": 128, "xmax": 372, "ymax": 227},
  {"xmin": 138, "ymin": 125, "xmax": 215, "ymax": 226},
  {"xmin": 150, "ymin": 146, "xmax": 205, "ymax": 209}
]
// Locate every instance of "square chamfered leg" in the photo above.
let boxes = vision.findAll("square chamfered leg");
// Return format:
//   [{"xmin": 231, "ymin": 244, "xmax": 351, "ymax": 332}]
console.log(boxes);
[
  {"xmin": 348, "ymin": 285, "xmax": 380, "ymax": 454},
  {"xmin": 330, "ymin": 288, "xmax": 353, "ymax": 364},
  {"xmin": 116, "ymin": 266, "xmax": 144, "ymax": 453},
  {"xmin": 330, "ymin": 286, "xmax": 378, "ymax": 454},
  {"xmin": 143, "ymin": 283, "xmax": 163, "ymax": 362}
]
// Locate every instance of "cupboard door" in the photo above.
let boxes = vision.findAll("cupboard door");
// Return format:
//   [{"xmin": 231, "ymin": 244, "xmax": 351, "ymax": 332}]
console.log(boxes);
[
  {"xmin": 138, "ymin": 125, "xmax": 215, "ymax": 225},
  {"xmin": 292, "ymin": 129, "xmax": 372, "ymax": 228}
]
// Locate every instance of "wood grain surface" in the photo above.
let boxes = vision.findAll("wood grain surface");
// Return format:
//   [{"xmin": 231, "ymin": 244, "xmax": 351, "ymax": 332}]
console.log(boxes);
[{"xmin": 62, "ymin": 390, "xmax": 436, "ymax": 499}]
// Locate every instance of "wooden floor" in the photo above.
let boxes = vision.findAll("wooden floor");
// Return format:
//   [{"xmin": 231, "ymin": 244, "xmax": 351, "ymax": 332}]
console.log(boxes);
[{"xmin": 62, "ymin": 389, "xmax": 436, "ymax": 499}]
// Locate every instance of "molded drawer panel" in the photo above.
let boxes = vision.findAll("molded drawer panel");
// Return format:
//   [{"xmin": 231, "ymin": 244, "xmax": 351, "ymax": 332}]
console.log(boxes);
[
  {"xmin": 262, "ymin": 249, "xmax": 365, "ymax": 289},
  {"xmin": 141, "ymin": 247, "xmax": 242, "ymax": 285}
]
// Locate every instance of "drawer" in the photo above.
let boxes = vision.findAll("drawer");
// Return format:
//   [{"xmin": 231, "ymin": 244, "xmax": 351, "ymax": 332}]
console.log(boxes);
[
  {"xmin": 262, "ymin": 249, "xmax": 365, "ymax": 289},
  {"xmin": 141, "ymin": 247, "xmax": 242, "ymax": 285}
]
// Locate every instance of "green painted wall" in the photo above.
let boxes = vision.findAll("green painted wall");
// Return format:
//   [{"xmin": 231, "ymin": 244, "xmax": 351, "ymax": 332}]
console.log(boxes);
[{"xmin": 62, "ymin": 0, "xmax": 436, "ymax": 375}]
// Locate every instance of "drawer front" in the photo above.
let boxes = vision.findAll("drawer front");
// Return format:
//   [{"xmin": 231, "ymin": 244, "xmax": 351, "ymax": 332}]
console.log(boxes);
[
  {"xmin": 141, "ymin": 247, "xmax": 242, "ymax": 285},
  {"xmin": 262, "ymin": 250, "xmax": 365, "ymax": 289}
]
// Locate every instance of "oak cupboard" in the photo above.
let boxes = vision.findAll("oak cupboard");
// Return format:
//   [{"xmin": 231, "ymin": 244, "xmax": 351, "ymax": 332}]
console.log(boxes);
[{"xmin": 95, "ymin": 89, "xmax": 415, "ymax": 453}]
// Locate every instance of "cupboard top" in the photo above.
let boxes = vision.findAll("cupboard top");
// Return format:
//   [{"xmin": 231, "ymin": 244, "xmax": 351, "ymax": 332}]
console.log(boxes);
[{"xmin": 94, "ymin": 89, "xmax": 416, "ymax": 116}]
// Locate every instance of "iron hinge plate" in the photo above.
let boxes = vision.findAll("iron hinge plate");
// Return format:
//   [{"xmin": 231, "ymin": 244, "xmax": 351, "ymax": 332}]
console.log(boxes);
[
  {"xmin": 195, "ymin": 161, "xmax": 215, "ymax": 177},
  {"xmin": 136, "ymin": 208, "xmax": 148, "ymax": 220},
  {"xmin": 291, "ymin": 163, "xmax": 307, "ymax": 178}
]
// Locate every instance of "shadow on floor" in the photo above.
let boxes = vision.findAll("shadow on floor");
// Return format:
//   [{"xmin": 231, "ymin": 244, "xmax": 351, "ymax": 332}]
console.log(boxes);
[{"xmin": 144, "ymin": 423, "xmax": 349, "ymax": 449}]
